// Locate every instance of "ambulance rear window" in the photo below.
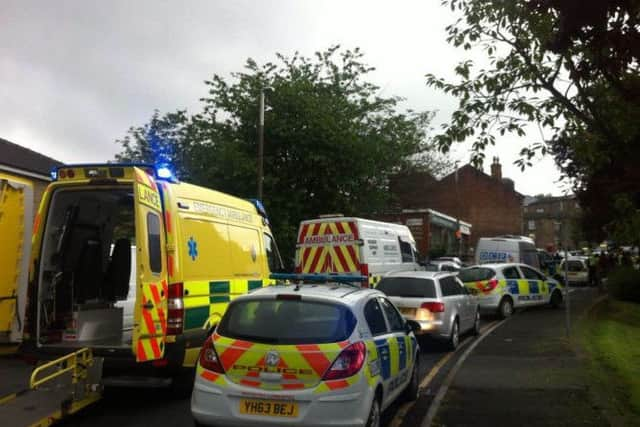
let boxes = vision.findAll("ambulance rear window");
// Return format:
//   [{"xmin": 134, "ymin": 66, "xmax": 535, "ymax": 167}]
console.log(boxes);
[{"xmin": 218, "ymin": 299, "xmax": 356, "ymax": 344}]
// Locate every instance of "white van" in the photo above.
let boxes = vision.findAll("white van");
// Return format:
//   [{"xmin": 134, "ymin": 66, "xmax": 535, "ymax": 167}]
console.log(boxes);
[
  {"xmin": 475, "ymin": 236, "xmax": 540, "ymax": 269},
  {"xmin": 295, "ymin": 216, "xmax": 420, "ymax": 286}
]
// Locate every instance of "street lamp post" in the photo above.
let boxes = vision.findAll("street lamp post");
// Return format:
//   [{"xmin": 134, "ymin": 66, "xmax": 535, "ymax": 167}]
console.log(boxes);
[{"xmin": 257, "ymin": 89, "xmax": 265, "ymax": 201}]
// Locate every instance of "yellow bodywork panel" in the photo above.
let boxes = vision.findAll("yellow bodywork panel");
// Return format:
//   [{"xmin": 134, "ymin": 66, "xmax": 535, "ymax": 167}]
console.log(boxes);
[{"xmin": 0, "ymin": 174, "xmax": 33, "ymax": 342}]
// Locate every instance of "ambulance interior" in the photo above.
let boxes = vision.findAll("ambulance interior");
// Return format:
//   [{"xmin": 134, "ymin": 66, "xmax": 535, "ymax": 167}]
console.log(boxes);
[{"xmin": 37, "ymin": 187, "xmax": 138, "ymax": 349}]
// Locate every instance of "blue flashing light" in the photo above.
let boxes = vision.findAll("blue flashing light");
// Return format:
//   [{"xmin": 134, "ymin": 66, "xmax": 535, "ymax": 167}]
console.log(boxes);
[
  {"xmin": 50, "ymin": 168, "xmax": 58, "ymax": 181},
  {"xmin": 269, "ymin": 273, "xmax": 367, "ymax": 283},
  {"xmin": 249, "ymin": 199, "xmax": 268, "ymax": 218},
  {"xmin": 155, "ymin": 164, "xmax": 178, "ymax": 182}
]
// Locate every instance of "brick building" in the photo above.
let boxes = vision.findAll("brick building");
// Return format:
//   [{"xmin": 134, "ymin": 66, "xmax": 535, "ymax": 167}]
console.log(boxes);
[
  {"xmin": 522, "ymin": 195, "xmax": 580, "ymax": 250},
  {"xmin": 389, "ymin": 158, "xmax": 523, "ymax": 257},
  {"xmin": 0, "ymin": 137, "xmax": 63, "ymax": 212}
]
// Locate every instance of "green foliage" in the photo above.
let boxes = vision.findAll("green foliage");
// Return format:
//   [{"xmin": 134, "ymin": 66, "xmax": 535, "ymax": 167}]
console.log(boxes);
[
  {"xmin": 115, "ymin": 46, "xmax": 447, "ymax": 267},
  {"xmin": 428, "ymin": 0, "xmax": 640, "ymax": 242}
]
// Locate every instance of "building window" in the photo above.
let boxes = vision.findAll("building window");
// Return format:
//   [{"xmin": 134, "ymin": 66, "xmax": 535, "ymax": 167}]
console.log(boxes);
[
  {"xmin": 523, "ymin": 207, "xmax": 528, "ymax": 213},
  {"xmin": 536, "ymin": 208, "xmax": 544, "ymax": 213},
  {"xmin": 559, "ymin": 201, "xmax": 564, "ymax": 211},
  {"xmin": 528, "ymin": 220, "xmax": 536, "ymax": 231},
  {"xmin": 554, "ymin": 222, "xmax": 561, "ymax": 232}
]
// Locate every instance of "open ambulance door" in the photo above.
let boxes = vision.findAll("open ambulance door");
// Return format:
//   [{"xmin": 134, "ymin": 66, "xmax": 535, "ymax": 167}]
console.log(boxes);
[
  {"xmin": 0, "ymin": 174, "xmax": 33, "ymax": 344},
  {"xmin": 132, "ymin": 167, "xmax": 168, "ymax": 362}
]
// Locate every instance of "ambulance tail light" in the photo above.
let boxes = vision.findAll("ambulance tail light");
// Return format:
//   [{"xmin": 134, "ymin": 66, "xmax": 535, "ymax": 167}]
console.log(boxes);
[
  {"xmin": 167, "ymin": 282, "xmax": 184, "ymax": 335},
  {"xmin": 485, "ymin": 278, "xmax": 499, "ymax": 291},
  {"xmin": 360, "ymin": 264, "xmax": 369, "ymax": 288},
  {"xmin": 199, "ymin": 335, "xmax": 225, "ymax": 373},
  {"xmin": 322, "ymin": 341, "xmax": 366, "ymax": 381}
]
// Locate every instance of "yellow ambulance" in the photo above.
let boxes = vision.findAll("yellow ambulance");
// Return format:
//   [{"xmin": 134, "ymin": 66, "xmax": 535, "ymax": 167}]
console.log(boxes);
[{"xmin": 19, "ymin": 164, "xmax": 282, "ymax": 387}]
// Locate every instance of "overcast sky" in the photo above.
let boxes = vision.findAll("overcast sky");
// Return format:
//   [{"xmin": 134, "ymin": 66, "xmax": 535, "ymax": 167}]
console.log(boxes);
[{"xmin": 1, "ymin": 0, "xmax": 566, "ymax": 196}]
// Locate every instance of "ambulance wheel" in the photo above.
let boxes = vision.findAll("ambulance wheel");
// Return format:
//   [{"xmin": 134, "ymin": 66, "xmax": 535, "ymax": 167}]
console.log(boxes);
[
  {"xmin": 448, "ymin": 319, "xmax": 460, "ymax": 350},
  {"xmin": 550, "ymin": 290, "xmax": 563, "ymax": 309},
  {"xmin": 472, "ymin": 310, "xmax": 481, "ymax": 336},
  {"xmin": 402, "ymin": 358, "xmax": 420, "ymax": 402},
  {"xmin": 365, "ymin": 395, "xmax": 381, "ymax": 427},
  {"xmin": 498, "ymin": 297, "xmax": 513, "ymax": 319}
]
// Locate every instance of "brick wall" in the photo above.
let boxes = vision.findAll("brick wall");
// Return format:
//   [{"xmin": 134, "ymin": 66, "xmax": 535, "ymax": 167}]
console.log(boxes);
[{"xmin": 390, "ymin": 164, "xmax": 523, "ymax": 249}]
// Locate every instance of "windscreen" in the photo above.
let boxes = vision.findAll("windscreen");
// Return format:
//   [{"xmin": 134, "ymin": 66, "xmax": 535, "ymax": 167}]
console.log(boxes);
[
  {"xmin": 376, "ymin": 277, "xmax": 437, "ymax": 298},
  {"xmin": 458, "ymin": 267, "xmax": 495, "ymax": 282},
  {"xmin": 217, "ymin": 298, "xmax": 356, "ymax": 344}
]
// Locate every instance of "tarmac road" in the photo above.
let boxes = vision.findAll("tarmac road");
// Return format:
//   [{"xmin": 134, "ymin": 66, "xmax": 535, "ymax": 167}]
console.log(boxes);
[{"xmin": 63, "ymin": 319, "xmax": 491, "ymax": 427}]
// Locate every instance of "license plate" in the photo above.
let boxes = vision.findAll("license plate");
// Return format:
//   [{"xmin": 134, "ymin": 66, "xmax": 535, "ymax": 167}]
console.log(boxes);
[
  {"xmin": 239, "ymin": 399, "xmax": 298, "ymax": 417},
  {"xmin": 399, "ymin": 307, "xmax": 416, "ymax": 316}
]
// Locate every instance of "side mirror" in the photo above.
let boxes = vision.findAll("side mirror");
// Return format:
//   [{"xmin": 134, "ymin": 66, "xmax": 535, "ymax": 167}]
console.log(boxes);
[{"xmin": 405, "ymin": 319, "xmax": 421, "ymax": 335}]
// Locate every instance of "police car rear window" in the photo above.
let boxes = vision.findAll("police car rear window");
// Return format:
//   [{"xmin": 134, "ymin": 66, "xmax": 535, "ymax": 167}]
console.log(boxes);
[
  {"xmin": 458, "ymin": 267, "xmax": 495, "ymax": 282},
  {"xmin": 217, "ymin": 299, "xmax": 356, "ymax": 345},
  {"xmin": 376, "ymin": 277, "xmax": 436, "ymax": 298}
]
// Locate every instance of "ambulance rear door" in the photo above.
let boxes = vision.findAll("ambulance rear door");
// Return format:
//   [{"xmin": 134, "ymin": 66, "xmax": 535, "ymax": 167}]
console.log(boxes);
[
  {"xmin": 295, "ymin": 219, "xmax": 361, "ymax": 275},
  {"xmin": 132, "ymin": 167, "xmax": 168, "ymax": 362},
  {"xmin": 0, "ymin": 173, "xmax": 33, "ymax": 343}
]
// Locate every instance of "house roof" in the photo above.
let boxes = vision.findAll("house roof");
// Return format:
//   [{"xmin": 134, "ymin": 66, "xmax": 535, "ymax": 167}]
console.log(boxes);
[
  {"xmin": 0, "ymin": 138, "xmax": 63, "ymax": 179},
  {"xmin": 441, "ymin": 164, "xmax": 524, "ymax": 198}
]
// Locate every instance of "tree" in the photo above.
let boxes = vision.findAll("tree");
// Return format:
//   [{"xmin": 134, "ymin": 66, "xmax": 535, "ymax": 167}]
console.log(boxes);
[
  {"xmin": 116, "ymin": 46, "xmax": 448, "ymax": 265},
  {"xmin": 426, "ymin": 0, "xmax": 640, "ymax": 244}
]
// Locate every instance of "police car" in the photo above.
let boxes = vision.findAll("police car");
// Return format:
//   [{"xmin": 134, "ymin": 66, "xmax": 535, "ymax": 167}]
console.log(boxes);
[
  {"xmin": 191, "ymin": 274, "xmax": 421, "ymax": 427},
  {"xmin": 458, "ymin": 263, "xmax": 564, "ymax": 318}
]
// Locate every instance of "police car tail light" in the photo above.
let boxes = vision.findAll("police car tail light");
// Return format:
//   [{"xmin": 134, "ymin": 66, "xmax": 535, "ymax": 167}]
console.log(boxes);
[
  {"xmin": 322, "ymin": 341, "xmax": 366, "ymax": 380},
  {"xmin": 199, "ymin": 335, "xmax": 225, "ymax": 373},
  {"xmin": 486, "ymin": 278, "xmax": 499, "ymax": 291},
  {"xmin": 167, "ymin": 282, "xmax": 184, "ymax": 335}
]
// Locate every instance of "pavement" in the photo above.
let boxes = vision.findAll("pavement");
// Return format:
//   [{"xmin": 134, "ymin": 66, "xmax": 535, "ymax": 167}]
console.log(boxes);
[{"xmin": 434, "ymin": 287, "xmax": 609, "ymax": 426}]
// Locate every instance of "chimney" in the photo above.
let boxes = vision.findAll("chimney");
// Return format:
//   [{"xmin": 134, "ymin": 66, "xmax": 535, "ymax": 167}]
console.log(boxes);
[{"xmin": 491, "ymin": 156, "xmax": 502, "ymax": 180}]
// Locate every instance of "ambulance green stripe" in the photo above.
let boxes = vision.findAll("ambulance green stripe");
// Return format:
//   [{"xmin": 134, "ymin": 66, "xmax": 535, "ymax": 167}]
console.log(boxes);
[
  {"xmin": 210, "ymin": 296, "xmax": 231, "ymax": 304},
  {"xmin": 210, "ymin": 281, "xmax": 230, "ymax": 293},
  {"xmin": 184, "ymin": 306, "xmax": 210, "ymax": 330},
  {"xmin": 248, "ymin": 280, "xmax": 262, "ymax": 291}
]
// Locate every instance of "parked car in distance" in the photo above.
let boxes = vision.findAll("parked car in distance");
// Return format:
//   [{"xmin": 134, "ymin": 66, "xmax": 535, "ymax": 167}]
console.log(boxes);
[
  {"xmin": 458, "ymin": 263, "xmax": 564, "ymax": 319},
  {"xmin": 433, "ymin": 256, "xmax": 463, "ymax": 266},
  {"xmin": 558, "ymin": 257, "xmax": 590, "ymax": 286},
  {"xmin": 191, "ymin": 277, "xmax": 421, "ymax": 427},
  {"xmin": 376, "ymin": 271, "xmax": 479, "ymax": 350},
  {"xmin": 424, "ymin": 261, "xmax": 460, "ymax": 273}
]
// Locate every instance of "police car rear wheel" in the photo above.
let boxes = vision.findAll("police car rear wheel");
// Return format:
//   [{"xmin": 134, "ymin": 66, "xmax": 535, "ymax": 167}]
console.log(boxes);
[
  {"xmin": 550, "ymin": 291, "xmax": 562, "ymax": 309},
  {"xmin": 498, "ymin": 298, "xmax": 513, "ymax": 319},
  {"xmin": 366, "ymin": 397, "xmax": 381, "ymax": 427}
]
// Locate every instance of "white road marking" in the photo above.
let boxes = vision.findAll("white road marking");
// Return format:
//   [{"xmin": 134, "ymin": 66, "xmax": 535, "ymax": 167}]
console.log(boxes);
[
  {"xmin": 389, "ymin": 321, "xmax": 498, "ymax": 427},
  {"xmin": 420, "ymin": 319, "xmax": 507, "ymax": 427}
]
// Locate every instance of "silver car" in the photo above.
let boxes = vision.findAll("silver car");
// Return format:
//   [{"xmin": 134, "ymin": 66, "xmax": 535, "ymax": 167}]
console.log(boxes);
[{"xmin": 376, "ymin": 271, "xmax": 479, "ymax": 350}]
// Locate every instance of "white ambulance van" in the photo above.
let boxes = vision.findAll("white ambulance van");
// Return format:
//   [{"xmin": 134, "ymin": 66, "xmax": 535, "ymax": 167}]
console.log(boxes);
[
  {"xmin": 475, "ymin": 235, "xmax": 540, "ymax": 269},
  {"xmin": 295, "ymin": 216, "xmax": 420, "ymax": 286}
]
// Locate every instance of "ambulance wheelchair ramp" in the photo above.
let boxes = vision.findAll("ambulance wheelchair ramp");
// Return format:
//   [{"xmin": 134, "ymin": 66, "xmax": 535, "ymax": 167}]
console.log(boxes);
[{"xmin": 0, "ymin": 348, "xmax": 103, "ymax": 427}]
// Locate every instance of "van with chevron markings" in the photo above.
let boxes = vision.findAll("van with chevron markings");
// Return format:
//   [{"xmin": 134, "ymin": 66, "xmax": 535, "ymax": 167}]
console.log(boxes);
[
  {"xmin": 295, "ymin": 216, "xmax": 420, "ymax": 287},
  {"xmin": 19, "ymin": 163, "xmax": 282, "ymax": 387}
]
